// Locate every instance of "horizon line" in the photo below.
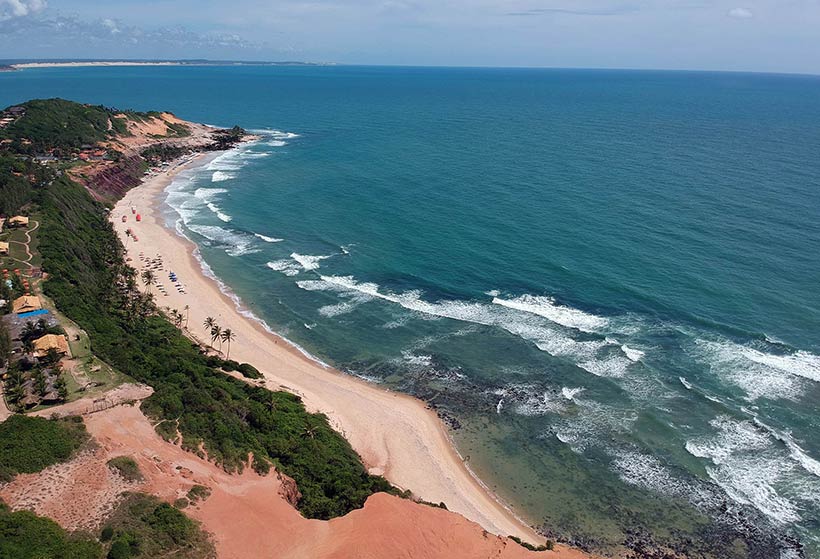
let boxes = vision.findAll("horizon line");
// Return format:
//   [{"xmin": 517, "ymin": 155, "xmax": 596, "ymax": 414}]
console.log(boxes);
[{"xmin": 2, "ymin": 58, "xmax": 819, "ymax": 79}]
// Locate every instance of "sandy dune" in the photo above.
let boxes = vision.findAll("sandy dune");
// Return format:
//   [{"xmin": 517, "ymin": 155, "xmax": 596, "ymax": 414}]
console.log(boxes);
[{"xmin": 111, "ymin": 151, "xmax": 545, "ymax": 544}]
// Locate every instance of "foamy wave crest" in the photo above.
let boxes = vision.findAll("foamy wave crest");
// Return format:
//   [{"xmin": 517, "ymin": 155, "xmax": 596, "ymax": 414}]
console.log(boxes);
[
  {"xmin": 267, "ymin": 260, "xmax": 301, "ymax": 276},
  {"xmin": 186, "ymin": 224, "xmax": 258, "ymax": 257},
  {"xmin": 270, "ymin": 130, "xmax": 300, "ymax": 139},
  {"xmin": 693, "ymin": 340, "xmax": 813, "ymax": 401},
  {"xmin": 211, "ymin": 171, "xmax": 235, "ymax": 182},
  {"xmin": 254, "ymin": 233, "xmax": 283, "ymax": 243},
  {"xmin": 621, "ymin": 344, "xmax": 645, "ymax": 362},
  {"xmin": 562, "ymin": 387, "xmax": 585, "ymax": 400},
  {"xmin": 492, "ymin": 294, "xmax": 608, "ymax": 332},
  {"xmin": 578, "ymin": 355, "xmax": 632, "ymax": 378},
  {"xmin": 267, "ymin": 140, "xmax": 288, "ymax": 147},
  {"xmin": 298, "ymin": 275, "xmax": 626, "ymax": 372},
  {"xmin": 291, "ymin": 253, "xmax": 332, "ymax": 271},
  {"xmin": 685, "ymin": 416, "xmax": 803, "ymax": 524},
  {"xmin": 748, "ymin": 415, "xmax": 820, "ymax": 478}
]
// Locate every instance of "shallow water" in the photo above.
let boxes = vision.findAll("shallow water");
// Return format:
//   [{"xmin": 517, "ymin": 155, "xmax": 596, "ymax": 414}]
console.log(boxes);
[{"xmin": 3, "ymin": 66, "xmax": 819, "ymax": 557}]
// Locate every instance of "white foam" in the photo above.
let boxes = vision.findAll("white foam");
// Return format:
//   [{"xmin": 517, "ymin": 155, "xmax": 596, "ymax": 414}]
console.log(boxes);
[
  {"xmin": 186, "ymin": 224, "xmax": 258, "ymax": 257},
  {"xmin": 267, "ymin": 259, "xmax": 301, "ymax": 276},
  {"xmin": 685, "ymin": 416, "xmax": 802, "ymax": 524},
  {"xmin": 211, "ymin": 171, "xmax": 234, "ymax": 182},
  {"xmin": 561, "ymin": 387, "xmax": 585, "ymax": 400},
  {"xmin": 298, "ymin": 275, "xmax": 621, "ymax": 371},
  {"xmin": 694, "ymin": 340, "xmax": 807, "ymax": 401},
  {"xmin": 679, "ymin": 376, "xmax": 694, "ymax": 390},
  {"xmin": 492, "ymin": 294, "xmax": 608, "ymax": 332},
  {"xmin": 749, "ymin": 415, "xmax": 820, "ymax": 478},
  {"xmin": 621, "ymin": 344, "xmax": 645, "ymax": 362},
  {"xmin": 267, "ymin": 140, "xmax": 287, "ymax": 147},
  {"xmin": 254, "ymin": 233, "xmax": 283, "ymax": 243},
  {"xmin": 290, "ymin": 253, "xmax": 332, "ymax": 271},
  {"xmin": 577, "ymin": 355, "xmax": 631, "ymax": 378}
]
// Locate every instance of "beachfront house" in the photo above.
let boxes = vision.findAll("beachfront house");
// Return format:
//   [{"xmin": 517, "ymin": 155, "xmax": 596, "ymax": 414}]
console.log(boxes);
[
  {"xmin": 9, "ymin": 215, "xmax": 29, "ymax": 228},
  {"xmin": 0, "ymin": 241, "xmax": 8, "ymax": 255},
  {"xmin": 32, "ymin": 333, "xmax": 71, "ymax": 359},
  {"xmin": 12, "ymin": 295, "xmax": 42, "ymax": 314}
]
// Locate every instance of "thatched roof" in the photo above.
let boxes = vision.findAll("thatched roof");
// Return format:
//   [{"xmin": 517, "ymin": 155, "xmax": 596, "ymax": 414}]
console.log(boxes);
[
  {"xmin": 12, "ymin": 295, "xmax": 42, "ymax": 314},
  {"xmin": 33, "ymin": 334, "xmax": 70, "ymax": 358}
]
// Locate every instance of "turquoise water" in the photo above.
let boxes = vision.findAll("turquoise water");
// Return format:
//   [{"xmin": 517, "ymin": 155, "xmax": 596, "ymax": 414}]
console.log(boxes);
[{"xmin": 3, "ymin": 66, "xmax": 820, "ymax": 558}]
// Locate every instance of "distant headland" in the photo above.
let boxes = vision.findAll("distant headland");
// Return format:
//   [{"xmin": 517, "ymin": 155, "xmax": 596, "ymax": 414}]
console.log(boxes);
[{"xmin": 1, "ymin": 59, "xmax": 332, "ymax": 70}]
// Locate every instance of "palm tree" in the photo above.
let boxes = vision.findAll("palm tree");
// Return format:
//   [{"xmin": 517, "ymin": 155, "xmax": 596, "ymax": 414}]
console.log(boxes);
[
  {"xmin": 170, "ymin": 309, "xmax": 183, "ymax": 328},
  {"xmin": 221, "ymin": 328, "xmax": 235, "ymax": 359},
  {"xmin": 210, "ymin": 325, "xmax": 223, "ymax": 352},
  {"xmin": 141, "ymin": 269, "xmax": 155, "ymax": 294},
  {"xmin": 203, "ymin": 316, "xmax": 216, "ymax": 348},
  {"xmin": 183, "ymin": 304, "xmax": 190, "ymax": 328}
]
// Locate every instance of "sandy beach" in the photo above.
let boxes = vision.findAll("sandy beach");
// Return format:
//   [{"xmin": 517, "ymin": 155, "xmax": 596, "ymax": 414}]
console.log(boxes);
[{"xmin": 111, "ymin": 150, "xmax": 543, "ymax": 543}]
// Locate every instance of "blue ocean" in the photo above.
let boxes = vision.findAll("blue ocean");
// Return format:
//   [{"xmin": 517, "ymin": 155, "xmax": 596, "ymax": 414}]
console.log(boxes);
[{"xmin": 2, "ymin": 66, "xmax": 819, "ymax": 558}]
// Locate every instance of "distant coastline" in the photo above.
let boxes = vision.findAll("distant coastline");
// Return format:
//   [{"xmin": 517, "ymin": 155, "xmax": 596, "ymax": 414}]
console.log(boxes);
[{"xmin": 6, "ymin": 59, "xmax": 332, "ymax": 70}]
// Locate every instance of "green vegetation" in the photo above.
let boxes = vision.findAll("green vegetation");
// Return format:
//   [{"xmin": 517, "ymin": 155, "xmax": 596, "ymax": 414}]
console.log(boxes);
[
  {"xmin": 0, "ymin": 501, "xmax": 103, "ymax": 559},
  {"xmin": 509, "ymin": 535, "xmax": 553, "ymax": 552},
  {"xmin": 107, "ymin": 456, "xmax": 143, "ymax": 482},
  {"xmin": 37, "ymin": 174, "xmax": 391, "ymax": 519},
  {"xmin": 0, "ymin": 152, "xmax": 53, "ymax": 215},
  {"xmin": 100, "ymin": 493, "xmax": 213, "ymax": 559},
  {"xmin": 0, "ymin": 415, "xmax": 88, "ymax": 481},
  {"xmin": 141, "ymin": 144, "xmax": 187, "ymax": 164},
  {"xmin": 186, "ymin": 484, "xmax": 211, "ymax": 504},
  {"xmin": 209, "ymin": 125, "xmax": 246, "ymax": 150},
  {"xmin": 1, "ymin": 99, "xmax": 115, "ymax": 155}
]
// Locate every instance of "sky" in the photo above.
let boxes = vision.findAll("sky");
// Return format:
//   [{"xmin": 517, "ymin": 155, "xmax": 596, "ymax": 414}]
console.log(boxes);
[{"xmin": 1, "ymin": 0, "xmax": 820, "ymax": 74}]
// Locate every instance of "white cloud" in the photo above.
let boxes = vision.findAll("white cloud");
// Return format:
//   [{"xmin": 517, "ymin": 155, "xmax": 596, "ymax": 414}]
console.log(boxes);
[
  {"xmin": 727, "ymin": 7, "xmax": 753, "ymax": 19},
  {"xmin": 0, "ymin": 0, "xmax": 46, "ymax": 20}
]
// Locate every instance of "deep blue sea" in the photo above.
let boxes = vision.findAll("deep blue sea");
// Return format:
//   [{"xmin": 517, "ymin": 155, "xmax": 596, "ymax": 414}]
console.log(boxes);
[{"xmin": 2, "ymin": 66, "xmax": 819, "ymax": 558}]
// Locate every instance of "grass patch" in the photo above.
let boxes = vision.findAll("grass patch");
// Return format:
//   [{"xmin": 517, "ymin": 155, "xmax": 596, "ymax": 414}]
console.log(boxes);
[
  {"xmin": 0, "ymin": 501, "xmax": 102, "ymax": 559},
  {"xmin": 100, "ymin": 493, "xmax": 214, "ymax": 559},
  {"xmin": 107, "ymin": 456, "xmax": 143, "ymax": 482},
  {"xmin": 0, "ymin": 415, "xmax": 88, "ymax": 481}
]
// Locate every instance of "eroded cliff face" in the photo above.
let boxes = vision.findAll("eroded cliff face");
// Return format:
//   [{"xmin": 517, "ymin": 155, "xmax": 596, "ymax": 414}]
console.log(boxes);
[
  {"xmin": 277, "ymin": 471, "xmax": 303, "ymax": 507},
  {"xmin": 68, "ymin": 112, "xmax": 227, "ymax": 204}
]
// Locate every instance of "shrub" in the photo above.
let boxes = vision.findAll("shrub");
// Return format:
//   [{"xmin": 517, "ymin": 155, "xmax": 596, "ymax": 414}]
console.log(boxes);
[
  {"xmin": 107, "ymin": 456, "xmax": 143, "ymax": 482},
  {"xmin": 0, "ymin": 415, "xmax": 88, "ymax": 478},
  {"xmin": 0, "ymin": 501, "xmax": 102, "ymax": 558}
]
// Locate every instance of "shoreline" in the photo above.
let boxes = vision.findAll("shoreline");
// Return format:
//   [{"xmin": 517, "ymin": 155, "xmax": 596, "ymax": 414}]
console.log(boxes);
[{"xmin": 111, "ymin": 147, "xmax": 548, "ymax": 544}]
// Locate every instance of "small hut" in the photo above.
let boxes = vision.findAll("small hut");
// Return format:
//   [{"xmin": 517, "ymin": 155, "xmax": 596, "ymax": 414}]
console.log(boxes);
[
  {"xmin": 0, "ymin": 241, "xmax": 8, "ymax": 255},
  {"xmin": 9, "ymin": 216, "xmax": 29, "ymax": 227}
]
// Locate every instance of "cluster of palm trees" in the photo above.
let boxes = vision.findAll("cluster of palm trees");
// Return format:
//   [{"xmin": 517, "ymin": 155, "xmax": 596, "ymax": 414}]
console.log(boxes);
[
  {"xmin": 169, "ymin": 305, "xmax": 190, "ymax": 330},
  {"xmin": 203, "ymin": 316, "xmax": 236, "ymax": 358}
]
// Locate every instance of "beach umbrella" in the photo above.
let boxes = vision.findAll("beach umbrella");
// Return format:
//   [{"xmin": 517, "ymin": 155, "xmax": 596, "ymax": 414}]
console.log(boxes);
[{"xmin": 136, "ymin": 214, "xmax": 142, "ymax": 222}]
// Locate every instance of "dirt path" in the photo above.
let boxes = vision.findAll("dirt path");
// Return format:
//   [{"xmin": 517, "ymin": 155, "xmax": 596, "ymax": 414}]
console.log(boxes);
[{"xmin": 7, "ymin": 219, "xmax": 39, "ymax": 269}]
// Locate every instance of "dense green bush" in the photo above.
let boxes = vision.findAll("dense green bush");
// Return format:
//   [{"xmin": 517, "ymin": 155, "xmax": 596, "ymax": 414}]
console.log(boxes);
[
  {"xmin": 0, "ymin": 415, "xmax": 88, "ymax": 481},
  {"xmin": 0, "ymin": 501, "xmax": 102, "ymax": 558},
  {"xmin": 1, "ymin": 99, "xmax": 114, "ymax": 154},
  {"xmin": 107, "ymin": 456, "xmax": 143, "ymax": 482},
  {"xmin": 101, "ymin": 494, "xmax": 213, "ymax": 559}
]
